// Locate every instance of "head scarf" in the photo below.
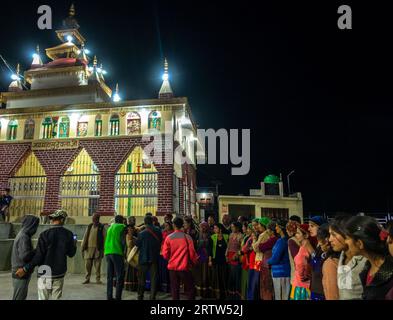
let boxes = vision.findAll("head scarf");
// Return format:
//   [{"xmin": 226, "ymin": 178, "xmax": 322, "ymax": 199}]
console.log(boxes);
[
  {"xmin": 259, "ymin": 217, "xmax": 271, "ymax": 228},
  {"xmin": 309, "ymin": 216, "xmax": 328, "ymax": 226}
]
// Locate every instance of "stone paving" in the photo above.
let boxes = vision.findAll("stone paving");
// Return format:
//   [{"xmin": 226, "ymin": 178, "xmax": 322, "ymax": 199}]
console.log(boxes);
[{"xmin": 0, "ymin": 272, "xmax": 174, "ymax": 300}]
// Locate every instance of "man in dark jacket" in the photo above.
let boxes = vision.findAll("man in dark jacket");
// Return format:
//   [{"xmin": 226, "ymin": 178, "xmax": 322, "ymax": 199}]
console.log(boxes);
[
  {"xmin": 15, "ymin": 209, "xmax": 77, "ymax": 300},
  {"xmin": 81, "ymin": 213, "xmax": 106, "ymax": 284},
  {"xmin": 11, "ymin": 215, "xmax": 39, "ymax": 300},
  {"xmin": 135, "ymin": 214, "xmax": 162, "ymax": 300}
]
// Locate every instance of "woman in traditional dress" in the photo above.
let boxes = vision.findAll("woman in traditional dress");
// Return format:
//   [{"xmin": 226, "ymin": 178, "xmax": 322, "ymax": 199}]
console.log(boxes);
[
  {"xmin": 240, "ymin": 222, "xmax": 252, "ymax": 300},
  {"xmin": 290, "ymin": 224, "xmax": 313, "ymax": 300},
  {"xmin": 258, "ymin": 221, "xmax": 278, "ymax": 300},
  {"xmin": 226, "ymin": 222, "xmax": 243, "ymax": 300},
  {"xmin": 195, "ymin": 221, "xmax": 211, "ymax": 299},
  {"xmin": 208, "ymin": 223, "xmax": 229, "ymax": 299}
]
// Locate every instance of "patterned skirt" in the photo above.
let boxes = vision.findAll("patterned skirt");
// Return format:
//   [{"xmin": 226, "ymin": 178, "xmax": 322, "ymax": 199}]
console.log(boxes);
[
  {"xmin": 289, "ymin": 286, "xmax": 311, "ymax": 300},
  {"xmin": 124, "ymin": 262, "xmax": 138, "ymax": 291},
  {"xmin": 259, "ymin": 262, "xmax": 274, "ymax": 300}
]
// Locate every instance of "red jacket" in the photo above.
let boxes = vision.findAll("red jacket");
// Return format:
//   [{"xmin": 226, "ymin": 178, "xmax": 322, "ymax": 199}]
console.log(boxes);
[{"xmin": 162, "ymin": 230, "xmax": 198, "ymax": 271}]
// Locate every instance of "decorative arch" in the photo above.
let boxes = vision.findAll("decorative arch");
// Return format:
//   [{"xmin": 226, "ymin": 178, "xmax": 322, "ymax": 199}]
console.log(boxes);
[
  {"xmin": 148, "ymin": 111, "xmax": 161, "ymax": 131},
  {"xmin": 109, "ymin": 113, "xmax": 120, "ymax": 136},
  {"xmin": 42, "ymin": 117, "xmax": 53, "ymax": 139},
  {"xmin": 127, "ymin": 112, "xmax": 141, "ymax": 135},
  {"xmin": 60, "ymin": 148, "xmax": 100, "ymax": 217},
  {"xmin": 9, "ymin": 152, "xmax": 46, "ymax": 218},
  {"xmin": 115, "ymin": 146, "xmax": 158, "ymax": 216},
  {"xmin": 59, "ymin": 116, "xmax": 70, "ymax": 138},
  {"xmin": 77, "ymin": 115, "xmax": 89, "ymax": 137},
  {"xmin": 95, "ymin": 114, "xmax": 102, "ymax": 136},
  {"xmin": 7, "ymin": 120, "xmax": 18, "ymax": 140},
  {"xmin": 24, "ymin": 118, "xmax": 35, "ymax": 140}
]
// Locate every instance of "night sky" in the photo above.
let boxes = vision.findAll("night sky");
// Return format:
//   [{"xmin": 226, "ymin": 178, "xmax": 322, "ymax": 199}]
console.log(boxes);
[{"xmin": 0, "ymin": 1, "xmax": 392, "ymax": 215}]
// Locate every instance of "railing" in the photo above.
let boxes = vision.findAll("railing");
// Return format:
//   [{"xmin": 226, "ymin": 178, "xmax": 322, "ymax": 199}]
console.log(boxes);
[
  {"xmin": 60, "ymin": 174, "xmax": 100, "ymax": 197},
  {"xmin": 8, "ymin": 176, "xmax": 46, "ymax": 217},
  {"xmin": 114, "ymin": 172, "xmax": 158, "ymax": 216},
  {"xmin": 115, "ymin": 172, "xmax": 158, "ymax": 197},
  {"xmin": 60, "ymin": 174, "xmax": 100, "ymax": 217}
]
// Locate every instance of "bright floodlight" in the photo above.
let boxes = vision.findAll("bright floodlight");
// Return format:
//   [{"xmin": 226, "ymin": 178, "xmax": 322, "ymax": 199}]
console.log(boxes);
[
  {"xmin": 32, "ymin": 53, "xmax": 39, "ymax": 59},
  {"xmin": 97, "ymin": 67, "xmax": 102, "ymax": 73},
  {"xmin": 102, "ymin": 70, "xmax": 107, "ymax": 75},
  {"xmin": 11, "ymin": 74, "xmax": 19, "ymax": 81},
  {"xmin": 84, "ymin": 49, "xmax": 90, "ymax": 54},
  {"xmin": 66, "ymin": 35, "xmax": 73, "ymax": 43},
  {"xmin": 162, "ymin": 73, "xmax": 169, "ymax": 81},
  {"xmin": 113, "ymin": 93, "xmax": 121, "ymax": 102},
  {"xmin": 88, "ymin": 66, "xmax": 94, "ymax": 72}
]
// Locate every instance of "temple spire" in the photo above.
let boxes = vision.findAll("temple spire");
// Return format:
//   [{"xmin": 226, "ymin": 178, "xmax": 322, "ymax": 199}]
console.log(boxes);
[
  {"xmin": 88, "ymin": 56, "xmax": 101, "ymax": 83},
  {"xmin": 9, "ymin": 63, "xmax": 23, "ymax": 92},
  {"xmin": 159, "ymin": 57, "xmax": 173, "ymax": 99},
  {"xmin": 113, "ymin": 83, "xmax": 121, "ymax": 102},
  {"xmin": 78, "ymin": 43, "xmax": 88, "ymax": 62},
  {"xmin": 31, "ymin": 44, "xmax": 43, "ymax": 68},
  {"xmin": 69, "ymin": 3, "xmax": 75, "ymax": 17}
]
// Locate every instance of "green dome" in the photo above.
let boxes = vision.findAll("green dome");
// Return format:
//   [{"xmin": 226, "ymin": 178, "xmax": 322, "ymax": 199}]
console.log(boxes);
[{"xmin": 264, "ymin": 174, "xmax": 280, "ymax": 184}]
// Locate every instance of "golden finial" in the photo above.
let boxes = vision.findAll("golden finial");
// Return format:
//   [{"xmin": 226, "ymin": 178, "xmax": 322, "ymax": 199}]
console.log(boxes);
[
  {"xmin": 69, "ymin": 3, "xmax": 75, "ymax": 17},
  {"xmin": 16, "ymin": 63, "xmax": 20, "ymax": 76},
  {"xmin": 164, "ymin": 58, "xmax": 168, "ymax": 74},
  {"xmin": 36, "ymin": 45, "xmax": 40, "ymax": 54},
  {"xmin": 93, "ymin": 55, "xmax": 98, "ymax": 67}
]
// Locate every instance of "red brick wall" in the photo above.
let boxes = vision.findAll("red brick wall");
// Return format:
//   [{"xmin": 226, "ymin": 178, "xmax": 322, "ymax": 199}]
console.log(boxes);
[
  {"xmin": 0, "ymin": 135, "xmax": 183, "ymax": 218},
  {"xmin": 181, "ymin": 161, "xmax": 197, "ymax": 217},
  {"xmin": 80, "ymin": 136, "xmax": 174, "ymax": 216},
  {"xmin": 0, "ymin": 143, "xmax": 31, "ymax": 189},
  {"xmin": 34, "ymin": 147, "xmax": 82, "ymax": 215}
]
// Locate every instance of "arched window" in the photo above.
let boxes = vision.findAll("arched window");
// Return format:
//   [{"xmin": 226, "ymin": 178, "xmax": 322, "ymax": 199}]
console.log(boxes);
[
  {"xmin": 24, "ymin": 119, "xmax": 35, "ymax": 140},
  {"xmin": 148, "ymin": 111, "xmax": 161, "ymax": 131},
  {"xmin": 77, "ymin": 116, "xmax": 89, "ymax": 137},
  {"xmin": 7, "ymin": 120, "xmax": 18, "ymax": 140},
  {"xmin": 95, "ymin": 115, "xmax": 102, "ymax": 137},
  {"xmin": 42, "ymin": 117, "xmax": 53, "ymax": 139},
  {"xmin": 110, "ymin": 114, "xmax": 120, "ymax": 136},
  {"xmin": 127, "ymin": 112, "xmax": 141, "ymax": 135},
  {"xmin": 59, "ymin": 116, "xmax": 70, "ymax": 138}
]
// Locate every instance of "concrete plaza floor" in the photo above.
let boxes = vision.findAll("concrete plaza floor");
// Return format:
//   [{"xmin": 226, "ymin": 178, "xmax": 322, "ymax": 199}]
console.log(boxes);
[{"xmin": 0, "ymin": 272, "xmax": 173, "ymax": 300}]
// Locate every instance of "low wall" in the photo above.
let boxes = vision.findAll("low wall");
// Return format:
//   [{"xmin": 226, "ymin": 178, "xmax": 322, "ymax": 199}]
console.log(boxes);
[
  {"xmin": 0, "ymin": 223, "xmax": 111, "ymax": 274},
  {"xmin": 0, "ymin": 240, "xmax": 13, "ymax": 271},
  {"xmin": 0, "ymin": 224, "xmax": 12, "ymax": 239}
]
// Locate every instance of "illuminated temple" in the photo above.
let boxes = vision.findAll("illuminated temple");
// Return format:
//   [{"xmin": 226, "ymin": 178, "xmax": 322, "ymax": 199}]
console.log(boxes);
[{"xmin": 0, "ymin": 5, "xmax": 199, "ymax": 223}]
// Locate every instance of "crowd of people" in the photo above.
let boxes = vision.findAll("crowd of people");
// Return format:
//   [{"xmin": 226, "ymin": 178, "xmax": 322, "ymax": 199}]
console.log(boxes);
[{"xmin": 9, "ymin": 210, "xmax": 393, "ymax": 300}]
